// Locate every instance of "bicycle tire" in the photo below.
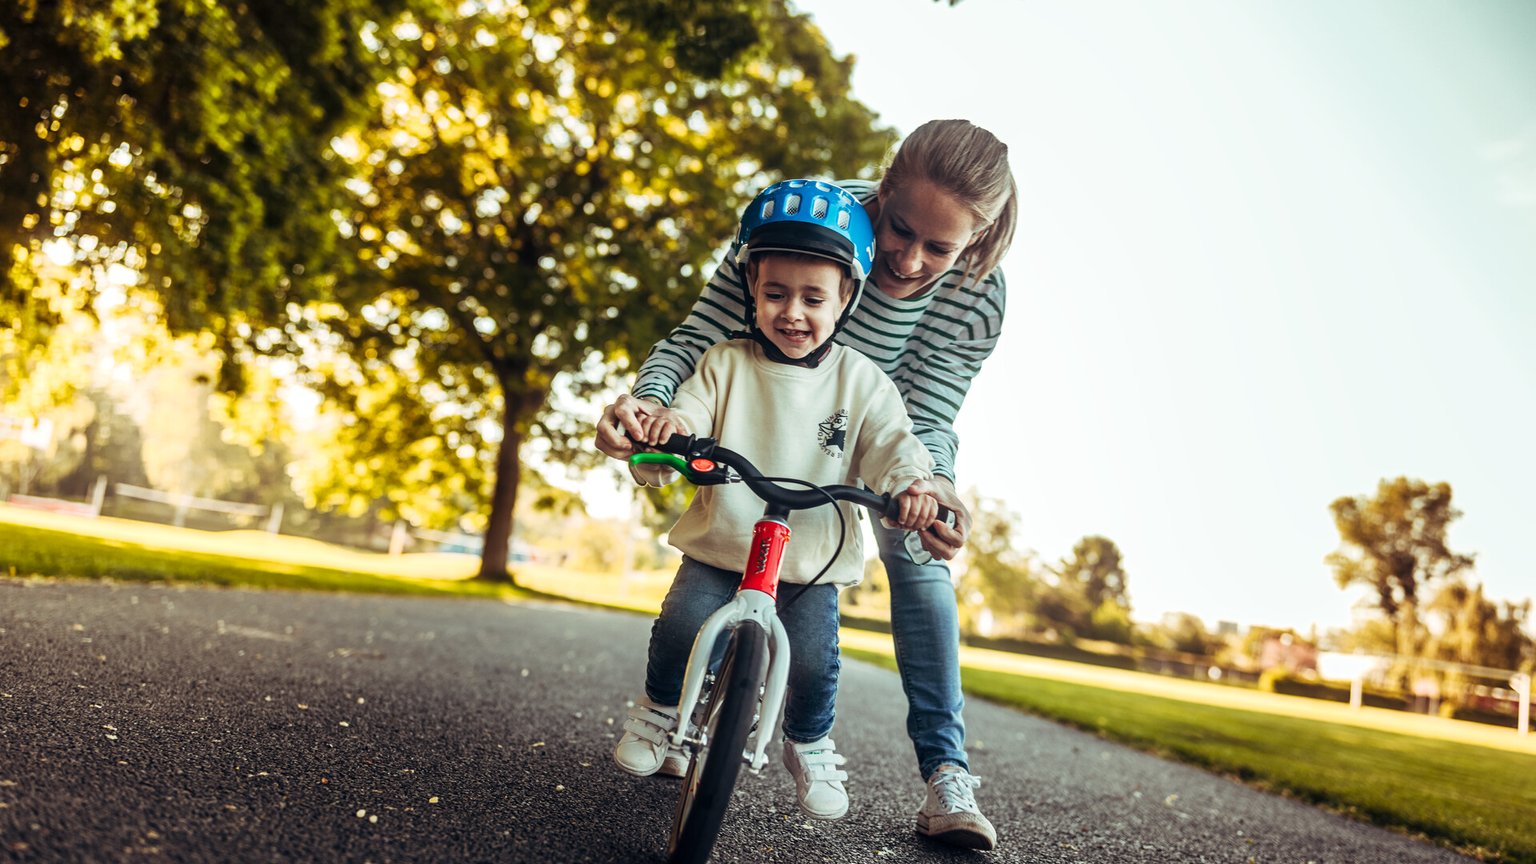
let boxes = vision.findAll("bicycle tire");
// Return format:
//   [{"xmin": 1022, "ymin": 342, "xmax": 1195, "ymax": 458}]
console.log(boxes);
[{"xmin": 666, "ymin": 620, "xmax": 768, "ymax": 864}]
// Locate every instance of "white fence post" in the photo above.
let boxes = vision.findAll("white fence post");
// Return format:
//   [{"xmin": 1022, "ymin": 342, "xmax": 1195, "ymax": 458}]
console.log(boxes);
[
  {"xmin": 1317, "ymin": 653, "xmax": 1384, "ymax": 710},
  {"xmin": 389, "ymin": 520, "xmax": 408, "ymax": 556},
  {"xmin": 1514, "ymin": 673, "xmax": 1531, "ymax": 735},
  {"xmin": 90, "ymin": 476, "xmax": 108, "ymax": 516},
  {"xmin": 265, "ymin": 502, "xmax": 284, "ymax": 534}
]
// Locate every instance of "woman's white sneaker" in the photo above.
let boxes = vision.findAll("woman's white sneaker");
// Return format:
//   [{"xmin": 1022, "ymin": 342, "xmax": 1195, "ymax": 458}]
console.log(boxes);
[
  {"xmin": 915, "ymin": 764, "xmax": 997, "ymax": 850},
  {"xmin": 783, "ymin": 737, "xmax": 850, "ymax": 820},
  {"xmin": 613, "ymin": 696, "xmax": 680, "ymax": 777}
]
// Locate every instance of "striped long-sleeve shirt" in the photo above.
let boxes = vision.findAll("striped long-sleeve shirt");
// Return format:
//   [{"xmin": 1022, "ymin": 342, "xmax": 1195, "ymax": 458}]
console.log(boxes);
[{"xmin": 632, "ymin": 178, "xmax": 1008, "ymax": 481}]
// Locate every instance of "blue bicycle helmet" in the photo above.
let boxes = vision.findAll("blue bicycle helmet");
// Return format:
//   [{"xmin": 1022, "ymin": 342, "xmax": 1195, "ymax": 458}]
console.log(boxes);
[{"xmin": 733, "ymin": 179, "xmax": 876, "ymax": 367}]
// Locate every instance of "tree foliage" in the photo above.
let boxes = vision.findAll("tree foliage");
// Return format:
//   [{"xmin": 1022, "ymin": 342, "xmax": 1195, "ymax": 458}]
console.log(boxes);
[
  {"xmin": 1058, "ymin": 535, "xmax": 1129, "ymax": 613},
  {"xmin": 953, "ymin": 496, "xmax": 1136, "ymax": 644},
  {"xmin": 1327, "ymin": 477, "xmax": 1475, "ymax": 659},
  {"xmin": 132, "ymin": 332, "xmax": 295, "ymax": 513},
  {"xmin": 954, "ymin": 492, "xmax": 1047, "ymax": 635},
  {"xmin": 1138, "ymin": 612, "xmax": 1218, "ymax": 657},
  {"xmin": 0, "ymin": 276, "xmax": 95, "ymax": 494},
  {"xmin": 1054, "ymin": 535, "xmax": 1133, "ymax": 642},
  {"xmin": 299, "ymin": 0, "xmax": 894, "ymax": 580},
  {"xmin": 285, "ymin": 323, "xmax": 495, "ymax": 532},
  {"xmin": 0, "ymin": 0, "xmax": 403, "ymax": 350},
  {"xmin": 1423, "ymin": 579, "xmax": 1533, "ymax": 673}
]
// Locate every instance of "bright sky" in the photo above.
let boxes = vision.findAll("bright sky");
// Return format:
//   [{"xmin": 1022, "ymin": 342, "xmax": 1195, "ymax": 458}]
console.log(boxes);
[
  {"xmin": 792, "ymin": 0, "xmax": 1536, "ymax": 633},
  {"xmin": 585, "ymin": 0, "xmax": 1536, "ymax": 636}
]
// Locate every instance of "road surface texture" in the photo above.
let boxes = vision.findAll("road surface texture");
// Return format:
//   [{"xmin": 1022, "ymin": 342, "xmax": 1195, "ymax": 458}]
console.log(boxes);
[{"xmin": 0, "ymin": 578, "xmax": 1475, "ymax": 863}]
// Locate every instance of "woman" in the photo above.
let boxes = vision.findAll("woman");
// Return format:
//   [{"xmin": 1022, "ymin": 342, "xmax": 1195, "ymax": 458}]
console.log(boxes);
[{"xmin": 596, "ymin": 119, "xmax": 1017, "ymax": 851}]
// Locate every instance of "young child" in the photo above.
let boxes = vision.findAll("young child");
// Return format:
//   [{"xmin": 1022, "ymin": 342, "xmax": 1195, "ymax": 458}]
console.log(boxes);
[{"xmin": 609, "ymin": 180, "xmax": 941, "ymax": 821}]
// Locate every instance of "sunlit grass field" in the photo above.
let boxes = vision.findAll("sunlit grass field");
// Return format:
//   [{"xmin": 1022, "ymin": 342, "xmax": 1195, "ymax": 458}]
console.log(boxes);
[
  {"xmin": 0, "ymin": 504, "xmax": 513, "ymax": 598},
  {"xmin": 844, "ymin": 638, "xmax": 1536, "ymax": 864},
  {"xmin": 3, "ymin": 503, "xmax": 1534, "ymax": 862}
]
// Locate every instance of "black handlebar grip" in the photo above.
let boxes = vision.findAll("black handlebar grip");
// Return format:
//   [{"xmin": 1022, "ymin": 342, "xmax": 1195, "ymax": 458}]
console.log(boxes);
[
  {"xmin": 623, "ymin": 431, "xmax": 696, "ymax": 456},
  {"xmin": 660, "ymin": 432, "xmax": 695, "ymax": 455},
  {"xmin": 883, "ymin": 500, "xmax": 958, "ymax": 531},
  {"xmin": 934, "ymin": 505, "xmax": 957, "ymax": 531}
]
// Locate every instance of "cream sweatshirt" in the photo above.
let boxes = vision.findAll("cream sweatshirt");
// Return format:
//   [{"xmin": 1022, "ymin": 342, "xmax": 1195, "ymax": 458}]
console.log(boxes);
[{"xmin": 631, "ymin": 339, "xmax": 933, "ymax": 587}]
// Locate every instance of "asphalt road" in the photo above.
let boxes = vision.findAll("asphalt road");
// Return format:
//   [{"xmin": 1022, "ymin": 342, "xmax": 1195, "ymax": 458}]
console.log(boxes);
[{"xmin": 0, "ymin": 578, "xmax": 1475, "ymax": 863}]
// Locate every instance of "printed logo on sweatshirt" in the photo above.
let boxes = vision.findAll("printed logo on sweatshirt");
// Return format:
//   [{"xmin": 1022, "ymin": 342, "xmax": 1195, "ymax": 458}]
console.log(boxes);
[{"xmin": 817, "ymin": 409, "xmax": 848, "ymax": 458}]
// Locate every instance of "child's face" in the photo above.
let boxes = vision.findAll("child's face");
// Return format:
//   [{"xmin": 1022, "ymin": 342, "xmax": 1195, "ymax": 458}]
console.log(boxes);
[{"xmin": 750, "ymin": 256, "xmax": 849, "ymax": 360}]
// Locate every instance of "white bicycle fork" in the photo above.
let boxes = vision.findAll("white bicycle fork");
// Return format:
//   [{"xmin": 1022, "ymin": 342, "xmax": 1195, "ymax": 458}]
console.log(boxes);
[{"xmin": 668, "ymin": 587, "xmax": 792, "ymax": 773}]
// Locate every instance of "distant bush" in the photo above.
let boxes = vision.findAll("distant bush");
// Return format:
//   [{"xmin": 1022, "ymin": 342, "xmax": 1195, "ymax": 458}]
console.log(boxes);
[{"xmin": 1259, "ymin": 668, "xmax": 1405, "ymax": 710}]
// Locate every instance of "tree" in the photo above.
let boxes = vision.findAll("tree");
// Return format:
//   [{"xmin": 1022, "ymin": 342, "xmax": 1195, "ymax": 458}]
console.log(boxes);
[
  {"xmin": 953, "ymin": 492, "xmax": 1047, "ymax": 637},
  {"xmin": 307, "ymin": 0, "xmax": 893, "ymax": 581},
  {"xmin": 1, "ymin": 0, "xmax": 406, "ymax": 359},
  {"xmin": 285, "ymin": 336, "xmax": 494, "ymax": 533},
  {"xmin": 1139, "ymin": 612, "xmax": 1217, "ymax": 657},
  {"xmin": 1424, "ymin": 579, "xmax": 1533, "ymax": 673},
  {"xmin": 1327, "ymin": 477, "xmax": 1475, "ymax": 662},
  {"xmin": 1327, "ymin": 616, "xmax": 1396, "ymax": 656},
  {"xmin": 1055, "ymin": 535, "xmax": 1132, "ymax": 642},
  {"xmin": 954, "ymin": 515, "xmax": 1136, "ymax": 643},
  {"xmin": 0, "ymin": 276, "xmax": 96, "ymax": 495}
]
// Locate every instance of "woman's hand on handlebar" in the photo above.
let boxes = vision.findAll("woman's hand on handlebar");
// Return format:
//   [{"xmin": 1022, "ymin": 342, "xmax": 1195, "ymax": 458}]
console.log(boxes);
[
  {"xmin": 595, "ymin": 394, "xmax": 671, "ymax": 459},
  {"xmin": 915, "ymin": 476, "xmax": 970, "ymax": 561}
]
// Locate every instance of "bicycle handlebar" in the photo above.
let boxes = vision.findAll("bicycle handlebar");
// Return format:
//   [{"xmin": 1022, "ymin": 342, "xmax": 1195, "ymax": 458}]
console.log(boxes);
[{"xmin": 632, "ymin": 433, "xmax": 955, "ymax": 530}]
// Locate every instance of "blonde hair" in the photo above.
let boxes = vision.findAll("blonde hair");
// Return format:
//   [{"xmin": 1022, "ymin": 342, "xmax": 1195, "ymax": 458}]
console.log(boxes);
[{"xmin": 879, "ymin": 119, "xmax": 1018, "ymax": 289}]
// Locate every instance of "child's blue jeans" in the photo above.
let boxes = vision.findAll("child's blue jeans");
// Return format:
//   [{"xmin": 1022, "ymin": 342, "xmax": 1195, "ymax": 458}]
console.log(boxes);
[{"xmin": 644, "ymin": 556, "xmax": 840, "ymax": 744}]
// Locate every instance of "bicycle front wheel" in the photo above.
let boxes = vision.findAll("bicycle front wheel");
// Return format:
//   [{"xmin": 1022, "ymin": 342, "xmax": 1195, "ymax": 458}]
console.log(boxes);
[{"xmin": 666, "ymin": 619, "xmax": 768, "ymax": 864}]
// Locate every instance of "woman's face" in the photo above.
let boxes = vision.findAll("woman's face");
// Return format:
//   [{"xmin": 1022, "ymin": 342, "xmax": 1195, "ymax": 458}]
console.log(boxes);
[{"xmin": 870, "ymin": 178, "xmax": 985, "ymax": 299}]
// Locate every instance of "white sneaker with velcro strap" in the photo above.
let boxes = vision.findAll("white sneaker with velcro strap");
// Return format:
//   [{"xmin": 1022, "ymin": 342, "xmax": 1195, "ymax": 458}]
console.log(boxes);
[
  {"xmin": 782, "ymin": 736, "xmax": 850, "ymax": 820},
  {"xmin": 613, "ymin": 695, "xmax": 686, "ymax": 777}
]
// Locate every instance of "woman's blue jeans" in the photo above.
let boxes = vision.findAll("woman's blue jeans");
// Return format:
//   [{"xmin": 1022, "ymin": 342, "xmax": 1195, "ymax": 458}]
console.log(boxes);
[
  {"xmin": 872, "ymin": 521, "xmax": 969, "ymax": 780},
  {"xmin": 645, "ymin": 556, "xmax": 840, "ymax": 744}
]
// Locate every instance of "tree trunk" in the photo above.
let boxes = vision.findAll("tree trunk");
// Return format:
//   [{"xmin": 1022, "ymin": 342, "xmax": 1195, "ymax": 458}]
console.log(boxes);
[
  {"xmin": 1398, "ymin": 600, "xmax": 1419, "ymax": 658},
  {"xmin": 1395, "ymin": 600, "xmax": 1421, "ymax": 697},
  {"xmin": 476, "ymin": 393, "xmax": 522, "ymax": 584}
]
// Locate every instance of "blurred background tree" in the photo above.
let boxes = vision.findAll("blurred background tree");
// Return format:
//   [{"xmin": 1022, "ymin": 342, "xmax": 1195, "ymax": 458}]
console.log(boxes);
[
  {"xmin": 1423, "ymin": 578, "xmax": 1533, "ymax": 673},
  {"xmin": 1138, "ymin": 611, "xmax": 1219, "ymax": 657},
  {"xmin": 1327, "ymin": 477, "xmax": 1475, "ymax": 671},
  {"xmin": 0, "ymin": 285, "xmax": 95, "ymax": 495},
  {"xmin": 953, "ymin": 492, "xmax": 1046, "ymax": 637},
  {"xmin": 1054, "ymin": 535, "xmax": 1133, "ymax": 643},
  {"xmin": 948, "ymin": 495, "xmax": 1137, "ymax": 646}
]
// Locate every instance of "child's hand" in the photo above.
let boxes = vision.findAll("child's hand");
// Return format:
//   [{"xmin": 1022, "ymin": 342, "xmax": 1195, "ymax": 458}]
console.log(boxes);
[
  {"xmin": 636, "ymin": 405, "xmax": 687, "ymax": 447},
  {"xmin": 892, "ymin": 479, "xmax": 940, "ymax": 532}
]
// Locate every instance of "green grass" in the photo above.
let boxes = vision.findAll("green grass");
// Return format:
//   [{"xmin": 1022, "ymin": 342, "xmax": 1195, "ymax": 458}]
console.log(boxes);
[
  {"xmin": 848, "ymin": 646, "xmax": 1536, "ymax": 864},
  {"xmin": 0, "ymin": 519, "xmax": 522, "ymax": 600}
]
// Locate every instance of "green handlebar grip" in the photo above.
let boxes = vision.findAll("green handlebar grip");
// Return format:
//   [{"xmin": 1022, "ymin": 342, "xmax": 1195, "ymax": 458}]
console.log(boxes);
[{"xmin": 629, "ymin": 452, "xmax": 691, "ymax": 477}]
